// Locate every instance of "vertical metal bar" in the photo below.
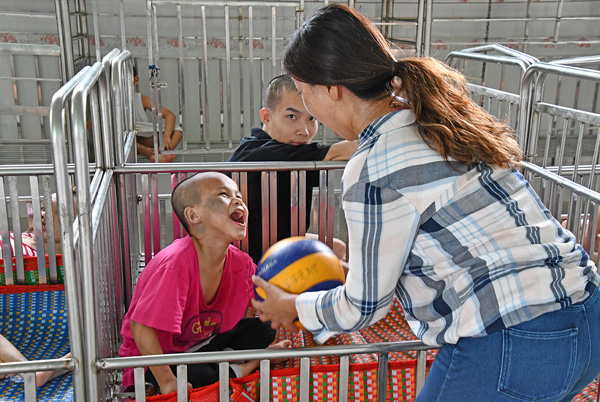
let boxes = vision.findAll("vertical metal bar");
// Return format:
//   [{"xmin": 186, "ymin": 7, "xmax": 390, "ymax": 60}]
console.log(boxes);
[
  {"xmin": 415, "ymin": 350, "xmax": 427, "ymax": 396},
  {"xmin": 260, "ymin": 359, "xmax": 270, "ymax": 402},
  {"xmin": 415, "ymin": 0, "xmax": 425, "ymax": 56},
  {"xmin": 9, "ymin": 55, "xmax": 22, "ymax": 162},
  {"xmin": 151, "ymin": 174, "xmax": 160, "ymax": 255},
  {"xmin": 326, "ymin": 171, "xmax": 335, "ymax": 250},
  {"xmin": 134, "ymin": 367, "xmax": 146, "ymax": 402},
  {"xmin": 0, "ymin": 177, "xmax": 13, "ymax": 285},
  {"xmin": 261, "ymin": 172, "xmax": 270, "ymax": 255},
  {"xmin": 43, "ymin": 177, "xmax": 58, "ymax": 282},
  {"xmin": 249, "ymin": 6, "xmax": 255, "ymax": 128},
  {"xmin": 29, "ymin": 177, "xmax": 47, "ymax": 283},
  {"xmin": 201, "ymin": 6, "xmax": 211, "ymax": 149},
  {"xmin": 240, "ymin": 172, "xmax": 249, "ymax": 253},
  {"xmin": 23, "ymin": 372, "xmax": 37, "ymax": 402},
  {"xmin": 160, "ymin": 199, "xmax": 167, "ymax": 249},
  {"xmin": 8, "ymin": 177, "xmax": 24, "ymax": 284},
  {"xmin": 299, "ymin": 170, "xmax": 307, "ymax": 235},
  {"xmin": 177, "ymin": 365, "xmax": 188, "ymax": 402},
  {"xmin": 219, "ymin": 362, "xmax": 230, "ymax": 402},
  {"xmin": 59, "ymin": 0, "xmax": 75, "ymax": 80},
  {"xmin": 238, "ymin": 6, "xmax": 245, "ymax": 140},
  {"xmin": 34, "ymin": 55, "xmax": 46, "ymax": 138},
  {"xmin": 177, "ymin": 4, "xmax": 187, "ymax": 151},
  {"xmin": 120, "ymin": 0, "xmax": 127, "ymax": 50},
  {"xmin": 225, "ymin": 5, "xmax": 233, "ymax": 149},
  {"xmin": 142, "ymin": 174, "xmax": 152, "ymax": 264},
  {"xmin": 91, "ymin": 0, "xmax": 102, "ymax": 62},
  {"xmin": 172, "ymin": 174, "xmax": 181, "ymax": 239},
  {"xmin": 553, "ymin": 0, "xmax": 565, "ymax": 43},
  {"xmin": 152, "ymin": 5, "xmax": 164, "ymax": 154},
  {"xmin": 290, "ymin": 170, "xmax": 299, "ymax": 236},
  {"xmin": 271, "ymin": 7, "xmax": 277, "ymax": 76},
  {"xmin": 377, "ymin": 353, "xmax": 389, "ymax": 402},
  {"xmin": 338, "ymin": 355, "xmax": 349, "ymax": 402},
  {"xmin": 269, "ymin": 171, "xmax": 278, "ymax": 246},
  {"xmin": 299, "ymin": 357, "xmax": 310, "ymax": 402},
  {"xmin": 423, "ymin": 0, "xmax": 433, "ymax": 57},
  {"xmin": 318, "ymin": 170, "xmax": 326, "ymax": 243}
]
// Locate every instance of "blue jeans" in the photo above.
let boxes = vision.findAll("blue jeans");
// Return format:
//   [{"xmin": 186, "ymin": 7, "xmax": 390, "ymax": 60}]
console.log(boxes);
[{"xmin": 417, "ymin": 284, "xmax": 600, "ymax": 402}]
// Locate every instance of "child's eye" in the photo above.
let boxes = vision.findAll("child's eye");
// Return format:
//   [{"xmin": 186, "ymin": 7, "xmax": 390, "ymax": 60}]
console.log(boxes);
[
  {"xmin": 309, "ymin": 116, "xmax": 317, "ymax": 122},
  {"xmin": 287, "ymin": 114, "xmax": 297, "ymax": 120}
]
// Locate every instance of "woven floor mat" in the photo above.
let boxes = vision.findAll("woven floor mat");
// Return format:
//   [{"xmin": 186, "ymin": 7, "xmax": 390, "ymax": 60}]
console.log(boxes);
[{"xmin": 0, "ymin": 289, "xmax": 72, "ymax": 402}]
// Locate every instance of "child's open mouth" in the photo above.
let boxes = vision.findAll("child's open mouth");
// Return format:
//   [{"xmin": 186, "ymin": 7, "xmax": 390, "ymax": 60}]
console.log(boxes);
[{"xmin": 229, "ymin": 209, "xmax": 246, "ymax": 226}]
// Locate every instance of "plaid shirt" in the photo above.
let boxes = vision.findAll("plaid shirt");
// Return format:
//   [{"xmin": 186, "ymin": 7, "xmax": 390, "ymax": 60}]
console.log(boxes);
[{"xmin": 296, "ymin": 109, "xmax": 599, "ymax": 346}]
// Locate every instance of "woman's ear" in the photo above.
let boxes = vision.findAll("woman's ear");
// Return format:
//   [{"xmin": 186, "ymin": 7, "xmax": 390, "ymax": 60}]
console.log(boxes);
[{"xmin": 326, "ymin": 85, "xmax": 341, "ymax": 101}]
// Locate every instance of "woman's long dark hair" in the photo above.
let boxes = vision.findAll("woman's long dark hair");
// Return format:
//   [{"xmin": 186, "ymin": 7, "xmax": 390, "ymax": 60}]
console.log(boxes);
[{"xmin": 283, "ymin": 4, "xmax": 521, "ymax": 168}]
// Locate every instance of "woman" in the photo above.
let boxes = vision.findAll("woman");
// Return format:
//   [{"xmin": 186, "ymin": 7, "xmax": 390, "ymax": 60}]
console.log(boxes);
[{"xmin": 251, "ymin": 5, "xmax": 600, "ymax": 401}]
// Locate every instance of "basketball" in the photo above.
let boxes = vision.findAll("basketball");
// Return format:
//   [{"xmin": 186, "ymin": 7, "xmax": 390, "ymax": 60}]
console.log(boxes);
[{"xmin": 254, "ymin": 237, "xmax": 345, "ymax": 303}]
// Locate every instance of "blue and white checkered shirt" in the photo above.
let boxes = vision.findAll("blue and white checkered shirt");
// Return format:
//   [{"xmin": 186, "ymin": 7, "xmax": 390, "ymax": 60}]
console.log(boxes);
[{"xmin": 296, "ymin": 109, "xmax": 599, "ymax": 346}]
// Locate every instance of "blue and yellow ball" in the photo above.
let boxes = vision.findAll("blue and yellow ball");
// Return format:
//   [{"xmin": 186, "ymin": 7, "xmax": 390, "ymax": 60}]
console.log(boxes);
[{"xmin": 255, "ymin": 237, "xmax": 345, "ymax": 303}]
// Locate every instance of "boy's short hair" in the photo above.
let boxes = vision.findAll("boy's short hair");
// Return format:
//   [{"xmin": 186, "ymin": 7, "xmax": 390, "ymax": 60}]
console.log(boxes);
[
  {"xmin": 265, "ymin": 74, "xmax": 297, "ymax": 110},
  {"xmin": 172, "ymin": 173, "xmax": 204, "ymax": 234}
]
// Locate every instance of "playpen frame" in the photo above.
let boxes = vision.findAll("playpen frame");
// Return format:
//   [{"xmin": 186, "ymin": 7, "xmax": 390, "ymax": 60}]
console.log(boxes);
[{"xmin": 1, "ymin": 45, "xmax": 600, "ymax": 401}]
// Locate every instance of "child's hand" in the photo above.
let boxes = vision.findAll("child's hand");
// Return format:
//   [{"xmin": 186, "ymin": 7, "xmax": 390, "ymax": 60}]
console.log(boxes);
[
  {"xmin": 163, "ymin": 135, "xmax": 173, "ymax": 150},
  {"xmin": 160, "ymin": 377, "xmax": 191, "ymax": 395}
]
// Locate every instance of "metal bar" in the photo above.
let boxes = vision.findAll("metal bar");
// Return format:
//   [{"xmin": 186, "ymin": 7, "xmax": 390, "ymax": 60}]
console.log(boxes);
[
  {"xmin": 59, "ymin": 0, "xmax": 75, "ymax": 80},
  {"xmin": 8, "ymin": 177, "xmax": 24, "ymax": 284},
  {"xmin": 377, "ymin": 352, "xmax": 389, "ymax": 402},
  {"xmin": 177, "ymin": 365, "xmax": 188, "ymax": 402},
  {"xmin": 299, "ymin": 357, "xmax": 310, "ymax": 401},
  {"xmin": 43, "ymin": 177, "xmax": 58, "ymax": 282},
  {"xmin": 219, "ymin": 362, "xmax": 229, "ymax": 401},
  {"xmin": 338, "ymin": 355, "xmax": 349, "ymax": 402},
  {"xmin": 415, "ymin": 350, "xmax": 427, "ymax": 396},
  {"xmin": 142, "ymin": 174, "xmax": 152, "ymax": 264},
  {"xmin": 120, "ymin": 0, "xmax": 127, "ymax": 50},
  {"xmin": 134, "ymin": 367, "xmax": 146, "ymax": 401},
  {"xmin": 249, "ymin": 6, "xmax": 255, "ymax": 128},
  {"xmin": 91, "ymin": 0, "xmax": 102, "ymax": 62},
  {"xmin": 201, "ymin": 5, "xmax": 210, "ymax": 148},
  {"xmin": 0, "ymin": 43, "xmax": 61, "ymax": 56},
  {"xmin": 0, "ymin": 177, "xmax": 13, "ymax": 285},
  {"xmin": 271, "ymin": 7, "xmax": 277, "ymax": 75},
  {"xmin": 29, "ymin": 177, "xmax": 47, "ymax": 283},
  {"xmin": 151, "ymin": 174, "xmax": 161, "ymax": 255},
  {"xmin": 269, "ymin": 171, "xmax": 278, "ymax": 246},
  {"xmin": 261, "ymin": 171, "xmax": 269, "ymax": 255},
  {"xmin": 177, "ymin": 4, "xmax": 187, "ymax": 152},
  {"xmin": 224, "ymin": 5, "xmax": 232, "ymax": 149},
  {"xmin": 290, "ymin": 170, "xmax": 299, "ymax": 236},
  {"xmin": 260, "ymin": 359, "xmax": 270, "ymax": 402}
]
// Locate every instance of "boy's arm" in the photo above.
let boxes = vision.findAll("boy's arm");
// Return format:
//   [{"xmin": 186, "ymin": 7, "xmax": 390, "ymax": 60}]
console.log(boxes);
[
  {"xmin": 323, "ymin": 140, "xmax": 358, "ymax": 161},
  {"xmin": 131, "ymin": 320, "xmax": 188, "ymax": 395},
  {"xmin": 140, "ymin": 94, "xmax": 177, "ymax": 150}
]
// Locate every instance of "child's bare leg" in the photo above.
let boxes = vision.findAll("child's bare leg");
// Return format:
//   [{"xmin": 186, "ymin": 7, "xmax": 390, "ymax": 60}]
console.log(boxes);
[
  {"xmin": 0, "ymin": 334, "xmax": 27, "ymax": 380},
  {"xmin": 170, "ymin": 130, "xmax": 183, "ymax": 150},
  {"xmin": 35, "ymin": 353, "xmax": 71, "ymax": 387},
  {"xmin": 234, "ymin": 340, "xmax": 292, "ymax": 377}
]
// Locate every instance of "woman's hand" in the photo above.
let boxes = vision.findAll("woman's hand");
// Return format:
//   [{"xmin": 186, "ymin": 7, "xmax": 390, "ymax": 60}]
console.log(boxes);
[{"xmin": 251, "ymin": 276, "xmax": 300, "ymax": 333}]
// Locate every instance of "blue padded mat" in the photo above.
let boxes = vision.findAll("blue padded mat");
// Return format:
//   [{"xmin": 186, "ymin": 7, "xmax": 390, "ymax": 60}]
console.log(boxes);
[{"xmin": 0, "ymin": 290, "xmax": 73, "ymax": 401}]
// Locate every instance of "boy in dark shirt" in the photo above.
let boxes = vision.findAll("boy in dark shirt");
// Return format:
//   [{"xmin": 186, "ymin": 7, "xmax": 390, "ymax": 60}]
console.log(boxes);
[{"xmin": 227, "ymin": 74, "xmax": 357, "ymax": 262}]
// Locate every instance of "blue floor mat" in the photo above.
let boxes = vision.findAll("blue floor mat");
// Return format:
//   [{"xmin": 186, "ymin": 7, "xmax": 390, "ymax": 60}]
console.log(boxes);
[{"xmin": 0, "ymin": 290, "xmax": 73, "ymax": 401}]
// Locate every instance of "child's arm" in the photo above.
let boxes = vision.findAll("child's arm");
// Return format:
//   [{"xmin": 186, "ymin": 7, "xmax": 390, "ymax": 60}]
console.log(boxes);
[
  {"xmin": 140, "ymin": 94, "xmax": 177, "ymax": 150},
  {"xmin": 131, "ymin": 320, "xmax": 190, "ymax": 395}
]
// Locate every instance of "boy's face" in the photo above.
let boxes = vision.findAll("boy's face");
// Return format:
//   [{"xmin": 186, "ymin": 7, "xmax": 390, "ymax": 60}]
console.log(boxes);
[
  {"xmin": 193, "ymin": 174, "xmax": 248, "ymax": 242},
  {"xmin": 260, "ymin": 90, "xmax": 319, "ymax": 145}
]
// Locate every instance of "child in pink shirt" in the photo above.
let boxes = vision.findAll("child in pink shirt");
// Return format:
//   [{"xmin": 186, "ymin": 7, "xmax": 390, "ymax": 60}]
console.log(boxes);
[{"xmin": 119, "ymin": 172, "xmax": 290, "ymax": 395}]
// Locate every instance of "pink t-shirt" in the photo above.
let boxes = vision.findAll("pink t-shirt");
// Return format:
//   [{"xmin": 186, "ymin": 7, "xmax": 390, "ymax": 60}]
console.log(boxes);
[{"xmin": 119, "ymin": 236, "xmax": 256, "ymax": 388}]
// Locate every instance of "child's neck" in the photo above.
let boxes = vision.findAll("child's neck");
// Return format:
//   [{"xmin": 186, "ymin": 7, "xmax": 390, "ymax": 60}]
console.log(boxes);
[{"xmin": 191, "ymin": 235, "xmax": 228, "ymax": 273}]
